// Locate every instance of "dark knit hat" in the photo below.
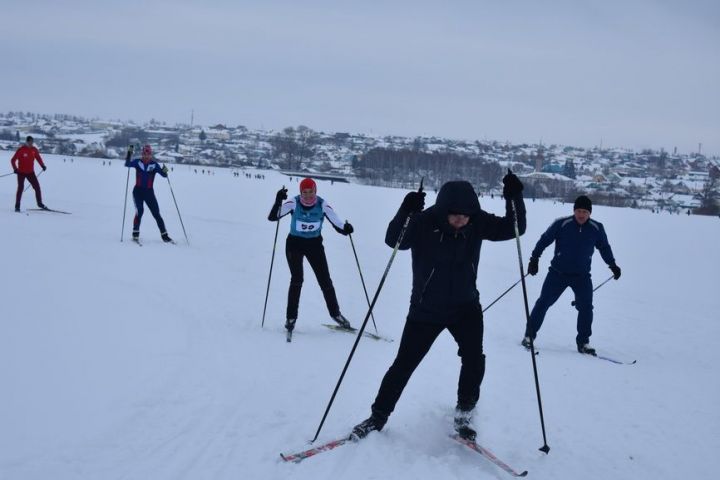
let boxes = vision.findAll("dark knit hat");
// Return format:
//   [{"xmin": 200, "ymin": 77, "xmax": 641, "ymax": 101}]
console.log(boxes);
[
  {"xmin": 26, "ymin": 135, "xmax": 34, "ymax": 143},
  {"xmin": 573, "ymin": 195, "xmax": 592, "ymax": 212}
]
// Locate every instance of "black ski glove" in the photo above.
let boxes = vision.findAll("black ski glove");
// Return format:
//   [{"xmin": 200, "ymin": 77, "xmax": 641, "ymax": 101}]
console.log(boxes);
[
  {"xmin": 401, "ymin": 191, "xmax": 426, "ymax": 213},
  {"xmin": 42, "ymin": 165, "xmax": 47, "ymax": 172},
  {"xmin": 528, "ymin": 257, "xmax": 539, "ymax": 276},
  {"xmin": 609, "ymin": 263, "xmax": 621, "ymax": 280},
  {"xmin": 502, "ymin": 170, "xmax": 523, "ymax": 200},
  {"xmin": 13, "ymin": 168, "xmax": 18, "ymax": 174},
  {"xmin": 126, "ymin": 145, "xmax": 134, "ymax": 161},
  {"xmin": 333, "ymin": 222, "xmax": 354, "ymax": 236},
  {"xmin": 275, "ymin": 187, "xmax": 288, "ymax": 203}
]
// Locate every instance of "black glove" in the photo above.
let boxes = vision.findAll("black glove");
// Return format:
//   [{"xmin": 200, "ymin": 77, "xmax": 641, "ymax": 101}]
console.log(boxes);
[
  {"xmin": 13, "ymin": 168, "xmax": 18, "ymax": 174},
  {"xmin": 342, "ymin": 222, "xmax": 354, "ymax": 236},
  {"xmin": 42, "ymin": 165, "xmax": 47, "ymax": 172},
  {"xmin": 126, "ymin": 145, "xmax": 134, "ymax": 160},
  {"xmin": 275, "ymin": 187, "xmax": 288, "ymax": 203},
  {"xmin": 502, "ymin": 170, "xmax": 523, "ymax": 200},
  {"xmin": 528, "ymin": 257, "xmax": 539, "ymax": 276},
  {"xmin": 401, "ymin": 191, "xmax": 426, "ymax": 213},
  {"xmin": 609, "ymin": 263, "xmax": 621, "ymax": 280}
]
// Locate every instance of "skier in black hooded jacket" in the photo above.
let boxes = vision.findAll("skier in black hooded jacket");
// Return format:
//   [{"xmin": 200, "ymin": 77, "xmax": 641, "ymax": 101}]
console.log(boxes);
[{"xmin": 352, "ymin": 173, "xmax": 526, "ymax": 441}]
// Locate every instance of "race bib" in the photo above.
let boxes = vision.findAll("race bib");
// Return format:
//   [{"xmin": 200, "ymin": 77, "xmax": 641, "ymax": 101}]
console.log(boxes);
[{"xmin": 296, "ymin": 220, "xmax": 321, "ymax": 232}]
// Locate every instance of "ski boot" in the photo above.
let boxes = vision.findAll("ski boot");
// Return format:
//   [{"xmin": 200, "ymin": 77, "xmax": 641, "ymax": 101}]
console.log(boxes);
[
  {"xmin": 161, "ymin": 232, "xmax": 174, "ymax": 243},
  {"xmin": 351, "ymin": 410, "xmax": 388, "ymax": 440},
  {"xmin": 285, "ymin": 318, "xmax": 296, "ymax": 332},
  {"xmin": 332, "ymin": 313, "xmax": 351, "ymax": 329},
  {"xmin": 521, "ymin": 336, "xmax": 532, "ymax": 349},
  {"xmin": 577, "ymin": 343, "xmax": 596, "ymax": 355},
  {"xmin": 454, "ymin": 405, "xmax": 477, "ymax": 442}
]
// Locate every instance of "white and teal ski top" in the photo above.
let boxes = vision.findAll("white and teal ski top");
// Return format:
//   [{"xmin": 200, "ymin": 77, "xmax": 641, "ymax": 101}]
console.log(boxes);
[{"xmin": 276, "ymin": 195, "xmax": 344, "ymax": 238}]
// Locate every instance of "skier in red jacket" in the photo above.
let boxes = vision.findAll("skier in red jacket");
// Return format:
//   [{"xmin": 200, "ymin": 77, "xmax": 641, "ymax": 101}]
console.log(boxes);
[{"xmin": 11, "ymin": 136, "xmax": 47, "ymax": 212}]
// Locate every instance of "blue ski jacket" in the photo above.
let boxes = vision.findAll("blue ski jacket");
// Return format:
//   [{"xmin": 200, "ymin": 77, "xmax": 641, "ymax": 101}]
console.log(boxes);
[
  {"xmin": 125, "ymin": 158, "xmax": 167, "ymax": 189},
  {"xmin": 531, "ymin": 216, "xmax": 615, "ymax": 276}
]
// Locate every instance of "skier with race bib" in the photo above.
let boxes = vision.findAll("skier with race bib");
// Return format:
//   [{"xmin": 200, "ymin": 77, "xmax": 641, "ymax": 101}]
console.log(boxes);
[{"xmin": 268, "ymin": 177, "xmax": 354, "ymax": 335}]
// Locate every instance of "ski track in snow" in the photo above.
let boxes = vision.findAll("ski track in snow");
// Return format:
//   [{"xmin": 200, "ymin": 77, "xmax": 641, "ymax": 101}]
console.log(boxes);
[{"xmin": 0, "ymin": 153, "xmax": 718, "ymax": 479}]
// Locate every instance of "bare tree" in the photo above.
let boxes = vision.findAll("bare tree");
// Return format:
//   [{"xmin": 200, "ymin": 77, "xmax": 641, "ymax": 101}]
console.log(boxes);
[{"xmin": 695, "ymin": 169, "xmax": 719, "ymax": 215}]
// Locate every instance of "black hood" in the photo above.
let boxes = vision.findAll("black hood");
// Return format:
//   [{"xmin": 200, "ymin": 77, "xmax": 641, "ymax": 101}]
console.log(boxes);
[{"xmin": 434, "ymin": 181, "xmax": 481, "ymax": 218}]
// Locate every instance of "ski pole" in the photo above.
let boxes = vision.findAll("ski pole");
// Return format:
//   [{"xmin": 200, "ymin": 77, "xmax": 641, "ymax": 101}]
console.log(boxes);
[
  {"xmin": 348, "ymin": 232, "xmax": 379, "ymax": 335},
  {"xmin": 121, "ymin": 145, "xmax": 134, "ymax": 242},
  {"xmin": 571, "ymin": 275, "xmax": 613, "ymax": 306},
  {"xmin": 509, "ymin": 177, "xmax": 550, "ymax": 454},
  {"xmin": 311, "ymin": 177, "xmax": 423, "ymax": 443},
  {"xmin": 261, "ymin": 185, "xmax": 286, "ymax": 328},
  {"xmin": 261, "ymin": 218, "xmax": 281, "ymax": 328},
  {"xmin": 121, "ymin": 167, "xmax": 130, "ymax": 241},
  {"xmin": 165, "ymin": 172, "xmax": 189, "ymax": 246},
  {"xmin": 0, "ymin": 172, "xmax": 15, "ymax": 178},
  {"xmin": 23, "ymin": 170, "xmax": 43, "ymax": 193},
  {"xmin": 482, "ymin": 273, "xmax": 528, "ymax": 314}
]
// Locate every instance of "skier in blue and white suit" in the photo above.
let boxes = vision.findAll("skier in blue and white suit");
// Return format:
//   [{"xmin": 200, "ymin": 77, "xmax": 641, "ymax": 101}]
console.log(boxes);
[
  {"xmin": 268, "ymin": 177, "xmax": 354, "ymax": 334},
  {"xmin": 124, "ymin": 144, "xmax": 173, "ymax": 243},
  {"xmin": 522, "ymin": 195, "xmax": 622, "ymax": 355}
]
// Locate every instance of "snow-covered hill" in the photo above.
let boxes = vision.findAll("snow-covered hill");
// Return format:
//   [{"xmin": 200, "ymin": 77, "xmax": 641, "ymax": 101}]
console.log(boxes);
[{"xmin": 0, "ymin": 154, "xmax": 717, "ymax": 479}]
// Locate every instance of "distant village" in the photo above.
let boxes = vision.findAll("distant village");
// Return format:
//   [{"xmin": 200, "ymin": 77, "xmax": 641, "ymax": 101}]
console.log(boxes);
[{"xmin": 1, "ymin": 111, "xmax": 718, "ymax": 215}]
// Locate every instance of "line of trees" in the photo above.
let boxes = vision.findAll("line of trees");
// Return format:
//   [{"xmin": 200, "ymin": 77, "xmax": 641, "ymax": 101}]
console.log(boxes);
[
  {"xmin": 353, "ymin": 148, "xmax": 504, "ymax": 191},
  {"xmin": 269, "ymin": 126, "xmax": 319, "ymax": 171},
  {"xmin": 105, "ymin": 127, "xmax": 150, "ymax": 148},
  {"xmin": 694, "ymin": 166, "xmax": 720, "ymax": 215}
]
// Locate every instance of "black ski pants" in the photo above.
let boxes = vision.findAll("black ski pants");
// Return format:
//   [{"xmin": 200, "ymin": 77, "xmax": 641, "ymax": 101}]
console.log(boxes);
[
  {"xmin": 371, "ymin": 303, "xmax": 486, "ymax": 418},
  {"xmin": 285, "ymin": 235, "xmax": 340, "ymax": 320},
  {"xmin": 132, "ymin": 187, "xmax": 167, "ymax": 235}
]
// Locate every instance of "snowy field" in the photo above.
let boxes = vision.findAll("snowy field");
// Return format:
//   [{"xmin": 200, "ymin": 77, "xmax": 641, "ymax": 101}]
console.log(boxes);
[{"xmin": 0, "ymin": 153, "xmax": 718, "ymax": 479}]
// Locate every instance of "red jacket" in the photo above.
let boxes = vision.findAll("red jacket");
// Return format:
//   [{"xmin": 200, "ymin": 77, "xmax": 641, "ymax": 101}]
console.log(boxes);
[{"xmin": 11, "ymin": 145, "xmax": 46, "ymax": 174}]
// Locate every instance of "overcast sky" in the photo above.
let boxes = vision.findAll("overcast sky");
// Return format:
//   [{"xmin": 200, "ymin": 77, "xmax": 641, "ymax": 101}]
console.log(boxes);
[{"xmin": 2, "ymin": 0, "xmax": 718, "ymax": 155}]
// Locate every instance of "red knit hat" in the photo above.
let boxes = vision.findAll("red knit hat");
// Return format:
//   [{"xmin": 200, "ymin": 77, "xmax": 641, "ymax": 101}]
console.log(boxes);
[{"xmin": 299, "ymin": 177, "xmax": 316, "ymax": 192}]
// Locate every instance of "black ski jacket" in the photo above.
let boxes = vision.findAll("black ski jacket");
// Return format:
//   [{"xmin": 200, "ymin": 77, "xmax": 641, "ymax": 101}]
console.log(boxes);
[{"xmin": 386, "ymin": 181, "xmax": 526, "ymax": 324}]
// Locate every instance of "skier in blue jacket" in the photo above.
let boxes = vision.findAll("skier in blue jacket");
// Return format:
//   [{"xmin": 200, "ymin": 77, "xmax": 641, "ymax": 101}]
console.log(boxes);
[
  {"xmin": 522, "ymin": 195, "xmax": 621, "ymax": 355},
  {"xmin": 125, "ymin": 144, "xmax": 173, "ymax": 243}
]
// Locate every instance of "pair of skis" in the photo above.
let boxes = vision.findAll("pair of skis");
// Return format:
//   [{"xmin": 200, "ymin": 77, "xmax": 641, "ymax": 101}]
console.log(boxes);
[
  {"xmin": 321, "ymin": 323, "xmax": 393, "ymax": 342},
  {"xmin": 589, "ymin": 353, "xmax": 637, "ymax": 365},
  {"xmin": 18, "ymin": 207, "xmax": 71, "ymax": 215},
  {"xmin": 523, "ymin": 345, "xmax": 636, "ymax": 365},
  {"xmin": 131, "ymin": 237, "xmax": 177, "ymax": 247},
  {"xmin": 280, "ymin": 433, "xmax": 528, "ymax": 477},
  {"xmin": 285, "ymin": 323, "xmax": 394, "ymax": 343}
]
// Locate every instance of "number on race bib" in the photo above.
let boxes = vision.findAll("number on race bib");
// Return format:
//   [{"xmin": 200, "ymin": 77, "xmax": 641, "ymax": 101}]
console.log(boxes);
[{"xmin": 296, "ymin": 220, "xmax": 321, "ymax": 233}]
